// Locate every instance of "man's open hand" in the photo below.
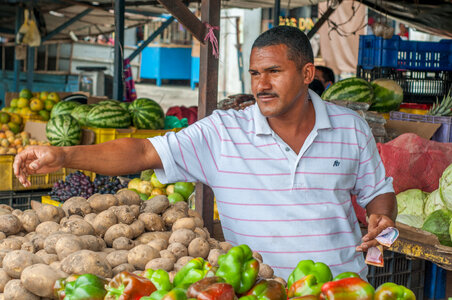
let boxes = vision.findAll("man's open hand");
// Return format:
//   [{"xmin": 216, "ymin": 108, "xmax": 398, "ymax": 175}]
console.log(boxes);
[
  {"xmin": 13, "ymin": 146, "xmax": 65, "ymax": 187},
  {"xmin": 356, "ymin": 214, "xmax": 395, "ymax": 252}
]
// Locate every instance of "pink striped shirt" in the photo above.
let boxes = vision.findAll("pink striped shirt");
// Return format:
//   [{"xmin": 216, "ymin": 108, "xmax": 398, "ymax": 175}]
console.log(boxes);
[{"xmin": 150, "ymin": 90, "xmax": 394, "ymax": 280}]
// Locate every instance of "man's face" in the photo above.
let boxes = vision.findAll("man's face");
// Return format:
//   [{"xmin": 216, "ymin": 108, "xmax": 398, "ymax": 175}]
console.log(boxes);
[{"xmin": 249, "ymin": 44, "xmax": 313, "ymax": 119}]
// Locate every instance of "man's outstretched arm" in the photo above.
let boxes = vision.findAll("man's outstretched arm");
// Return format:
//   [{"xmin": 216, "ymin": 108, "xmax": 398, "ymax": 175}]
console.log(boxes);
[{"xmin": 14, "ymin": 138, "xmax": 162, "ymax": 187}]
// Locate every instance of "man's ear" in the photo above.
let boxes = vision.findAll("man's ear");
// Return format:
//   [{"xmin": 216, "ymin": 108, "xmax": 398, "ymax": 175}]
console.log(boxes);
[{"xmin": 303, "ymin": 63, "xmax": 316, "ymax": 85}]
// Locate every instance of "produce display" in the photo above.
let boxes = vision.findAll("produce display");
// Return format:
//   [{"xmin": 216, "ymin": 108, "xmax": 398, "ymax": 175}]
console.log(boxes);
[
  {"xmin": 128, "ymin": 98, "xmax": 165, "ymax": 130},
  {"xmin": 86, "ymin": 102, "xmax": 132, "ymax": 129},
  {"xmin": 0, "ymin": 130, "xmax": 49, "ymax": 155},
  {"xmin": 396, "ymin": 162, "xmax": 452, "ymax": 246},
  {"xmin": 427, "ymin": 89, "xmax": 452, "ymax": 116},
  {"xmin": 46, "ymin": 114, "xmax": 82, "ymax": 147}
]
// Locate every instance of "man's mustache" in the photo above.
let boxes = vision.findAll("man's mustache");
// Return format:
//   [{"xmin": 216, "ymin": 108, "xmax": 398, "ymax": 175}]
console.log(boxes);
[{"xmin": 257, "ymin": 92, "xmax": 279, "ymax": 98}]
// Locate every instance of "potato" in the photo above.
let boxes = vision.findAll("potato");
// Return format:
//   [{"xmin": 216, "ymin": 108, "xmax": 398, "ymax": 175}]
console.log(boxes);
[
  {"xmin": 0, "ymin": 233, "xmax": 5, "ymax": 240},
  {"xmin": 172, "ymin": 218, "xmax": 196, "ymax": 231},
  {"xmin": 159, "ymin": 250, "xmax": 177, "ymax": 264},
  {"xmin": 129, "ymin": 220, "xmax": 145, "ymax": 239},
  {"xmin": 207, "ymin": 248, "xmax": 225, "ymax": 266},
  {"xmin": 39, "ymin": 253, "xmax": 58, "ymax": 265},
  {"xmin": 92, "ymin": 210, "xmax": 117, "ymax": 237},
  {"xmin": 115, "ymin": 206, "xmax": 136, "ymax": 225},
  {"xmin": 0, "ymin": 206, "xmax": 12, "ymax": 213},
  {"xmin": 116, "ymin": 190, "xmax": 141, "ymax": 206},
  {"xmin": 4, "ymin": 279, "xmax": 39, "ymax": 300},
  {"xmin": 219, "ymin": 242, "xmax": 233, "ymax": 252},
  {"xmin": 62, "ymin": 197, "xmax": 91, "ymax": 216},
  {"xmin": 135, "ymin": 231, "xmax": 171, "ymax": 244},
  {"xmin": 113, "ymin": 237, "xmax": 135, "ymax": 250},
  {"xmin": 88, "ymin": 194, "xmax": 119, "ymax": 213},
  {"xmin": 79, "ymin": 235, "xmax": 105, "ymax": 252},
  {"xmin": 44, "ymin": 233, "xmax": 69, "ymax": 254},
  {"xmin": 20, "ymin": 263, "xmax": 65, "ymax": 298},
  {"xmin": 128, "ymin": 245, "xmax": 160, "ymax": 270},
  {"xmin": 20, "ymin": 241, "xmax": 37, "ymax": 253},
  {"xmin": 60, "ymin": 219, "xmax": 95, "ymax": 236},
  {"xmin": 69, "ymin": 214, "xmax": 84, "ymax": 220},
  {"xmin": 35, "ymin": 221, "xmax": 60, "ymax": 237},
  {"xmin": 0, "ymin": 268, "xmax": 10, "ymax": 292},
  {"xmin": 0, "ymin": 250, "xmax": 9, "ymax": 267},
  {"xmin": 193, "ymin": 217, "xmax": 204, "ymax": 228},
  {"xmin": 61, "ymin": 250, "xmax": 112, "ymax": 278},
  {"xmin": 141, "ymin": 195, "xmax": 169, "ymax": 214},
  {"xmin": 36, "ymin": 205, "xmax": 64, "ymax": 223},
  {"xmin": 273, "ymin": 277, "xmax": 286, "ymax": 287},
  {"xmin": 29, "ymin": 234, "xmax": 45, "ymax": 251},
  {"xmin": 0, "ymin": 215, "xmax": 21, "ymax": 236},
  {"xmin": 106, "ymin": 250, "xmax": 129, "ymax": 268},
  {"xmin": 145, "ymin": 258, "xmax": 174, "ymax": 272},
  {"xmin": 17, "ymin": 211, "xmax": 39, "ymax": 233},
  {"xmin": 202, "ymin": 228, "xmax": 211, "ymax": 239},
  {"xmin": 194, "ymin": 228, "xmax": 208, "ymax": 240},
  {"xmin": 168, "ymin": 270, "xmax": 176, "ymax": 283},
  {"xmin": 139, "ymin": 213, "xmax": 165, "ymax": 232},
  {"xmin": 167, "ymin": 242, "xmax": 188, "ymax": 260},
  {"xmin": 104, "ymin": 224, "xmax": 134, "ymax": 246},
  {"xmin": 3, "ymin": 250, "xmax": 43, "ymax": 278},
  {"xmin": 173, "ymin": 201, "xmax": 189, "ymax": 213},
  {"xmin": 169, "ymin": 229, "xmax": 196, "ymax": 247},
  {"xmin": 84, "ymin": 213, "xmax": 97, "ymax": 226},
  {"xmin": 112, "ymin": 263, "xmax": 135, "ymax": 276},
  {"xmin": 188, "ymin": 209, "xmax": 201, "ymax": 219},
  {"xmin": 147, "ymin": 239, "xmax": 168, "ymax": 252},
  {"xmin": 162, "ymin": 208, "xmax": 187, "ymax": 227},
  {"xmin": 0, "ymin": 238, "xmax": 22, "ymax": 251},
  {"xmin": 102, "ymin": 247, "xmax": 116, "ymax": 254},
  {"xmin": 8, "ymin": 236, "xmax": 26, "ymax": 243},
  {"xmin": 49, "ymin": 261, "xmax": 62, "ymax": 272},
  {"xmin": 187, "ymin": 238, "xmax": 210, "ymax": 259},
  {"xmin": 175, "ymin": 256, "xmax": 194, "ymax": 271},
  {"xmin": 55, "ymin": 235, "xmax": 84, "ymax": 260},
  {"xmin": 130, "ymin": 205, "xmax": 140, "ymax": 218},
  {"xmin": 258, "ymin": 263, "xmax": 274, "ymax": 278},
  {"xmin": 252, "ymin": 251, "xmax": 263, "ymax": 263}
]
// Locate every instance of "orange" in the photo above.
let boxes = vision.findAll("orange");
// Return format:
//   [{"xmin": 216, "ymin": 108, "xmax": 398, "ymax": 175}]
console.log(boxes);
[
  {"xmin": 44, "ymin": 99, "xmax": 56, "ymax": 111},
  {"xmin": 47, "ymin": 92, "xmax": 60, "ymax": 102},
  {"xmin": 39, "ymin": 91, "xmax": 49, "ymax": 101},
  {"xmin": 19, "ymin": 88, "xmax": 32, "ymax": 100},
  {"xmin": 0, "ymin": 112, "xmax": 10, "ymax": 124},
  {"xmin": 17, "ymin": 97, "xmax": 29, "ymax": 108},
  {"xmin": 9, "ymin": 113, "xmax": 22, "ymax": 125},
  {"xmin": 20, "ymin": 107, "xmax": 33, "ymax": 116},
  {"xmin": 10, "ymin": 98, "xmax": 19, "ymax": 108},
  {"xmin": 29, "ymin": 98, "xmax": 44, "ymax": 112}
]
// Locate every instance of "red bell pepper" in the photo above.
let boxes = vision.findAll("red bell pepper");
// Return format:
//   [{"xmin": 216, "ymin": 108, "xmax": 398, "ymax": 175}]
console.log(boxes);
[
  {"xmin": 374, "ymin": 282, "xmax": 415, "ymax": 300},
  {"xmin": 288, "ymin": 274, "xmax": 322, "ymax": 298},
  {"xmin": 186, "ymin": 276, "xmax": 235, "ymax": 300},
  {"xmin": 105, "ymin": 271, "xmax": 156, "ymax": 300},
  {"xmin": 244, "ymin": 279, "xmax": 287, "ymax": 300},
  {"xmin": 320, "ymin": 277, "xmax": 374, "ymax": 300}
]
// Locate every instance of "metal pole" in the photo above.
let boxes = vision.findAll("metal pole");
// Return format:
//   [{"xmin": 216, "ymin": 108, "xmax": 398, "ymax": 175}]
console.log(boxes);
[
  {"xmin": 113, "ymin": 0, "xmax": 125, "ymax": 101},
  {"xmin": 42, "ymin": 8, "xmax": 92, "ymax": 42},
  {"xmin": 26, "ymin": 46, "xmax": 35, "ymax": 90},
  {"xmin": 14, "ymin": 6, "xmax": 23, "ymax": 92},
  {"xmin": 273, "ymin": 0, "xmax": 280, "ymax": 27}
]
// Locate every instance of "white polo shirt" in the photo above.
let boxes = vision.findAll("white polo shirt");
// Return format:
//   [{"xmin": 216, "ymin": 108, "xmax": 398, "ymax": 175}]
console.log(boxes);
[{"xmin": 150, "ymin": 90, "xmax": 394, "ymax": 280}]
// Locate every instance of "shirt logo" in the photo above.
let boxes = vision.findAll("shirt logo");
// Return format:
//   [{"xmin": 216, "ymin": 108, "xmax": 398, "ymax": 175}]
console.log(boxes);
[{"xmin": 333, "ymin": 160, "xmax": 340, "ymax": 167}]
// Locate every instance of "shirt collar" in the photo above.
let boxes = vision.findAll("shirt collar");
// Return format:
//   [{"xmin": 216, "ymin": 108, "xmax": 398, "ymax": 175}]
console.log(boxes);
[{"xmin": 253, "ymin": 89, "xmax": 332, "ymax": 136}]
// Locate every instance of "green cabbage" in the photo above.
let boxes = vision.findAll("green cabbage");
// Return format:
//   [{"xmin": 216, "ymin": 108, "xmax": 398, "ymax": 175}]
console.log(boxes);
[
  {"xmin": 396, "ymin": 189, "xmax": 427, "ymax": 218},
  {"xmin": 440, "ymin": 163, "xmax": 452, "ymax": 211},
  {"xmin": 424, "ymin": 189, "xmax": 446, "ymax": 216},
  {"xmin": 421, "ymin": 209, "xmax": 452, "ymax": 246},
  {"xmin": 396, "ymin": 214, "xmax": 424, "ymax": 228}
]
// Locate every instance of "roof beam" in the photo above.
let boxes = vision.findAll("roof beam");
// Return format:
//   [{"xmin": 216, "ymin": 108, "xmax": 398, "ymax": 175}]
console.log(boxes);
[
  {"xmin": 42, "ymin": 8, "xmax": 93, "ymax": 42},
  {"xmin": 307, "ymin": 0, "xmax": 342, "ymax": 39},
  {"xmin": 156, "ymin": 0, "xmax": 206, "ymax": 43}
]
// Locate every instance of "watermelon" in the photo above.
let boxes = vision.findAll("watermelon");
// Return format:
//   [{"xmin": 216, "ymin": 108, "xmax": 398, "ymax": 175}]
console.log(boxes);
[
  {"xmin": 128, "ymin": 98, "xmax": 165, "ymax": 129},
  {"xmin": 71, "ymin": 104, "xmax": 94, "ymax": 126},
  {"xmin": 51, "ymin": 101, "xmax": 81, "ymax": 118},
  {"xmin": 46, "ymin": 115, "xmax": 81, "ymax": 146},
  {"xmin": 98, "ymin": 99, "xmax": 121, "ymax": 106},
  {"xmin": 86, "ymin": 104, "xmax": 131, "ymax": 128},
  {"xmin": 321, "ymin": 78, "xmax": 374, "ymax": 104},
  {"xmin": 120, "ymin": 102, "xmax": 130, "ymax": 111},
  {"xmin": 368, "ymin": 79, "xmax": 403, "ymax": 112}
]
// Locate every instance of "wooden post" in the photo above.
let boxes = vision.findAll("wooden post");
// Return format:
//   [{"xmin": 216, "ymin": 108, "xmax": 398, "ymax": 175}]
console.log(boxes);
[{"xmin": 195, "ymin": 0, "xmax": 220, "ymax": 235}]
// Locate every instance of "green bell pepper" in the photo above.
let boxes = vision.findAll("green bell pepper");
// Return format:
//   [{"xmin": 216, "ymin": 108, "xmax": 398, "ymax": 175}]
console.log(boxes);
[
  {"xmin": 244, "ymin": 279, "xmax": 287, "ymax": 300},
  {"xmin": 287, "ymin": 274, "xmax": 322, "ymax": 298},
  {"xmin": 173, "ymin": 257, "xmax": 215, "ymax": 290},
  {"xmin": 64, "ymin": 274, "xmax": 108, "ymax": 300},
  {"xmin": 287, "ymin": 260, "xmax": 332, "ymax": 289},
  {"xmin": 320, "ymin": 277, "xmax": 374, "ymax": 300},
  {"xmin": 333, "ymin": 272, "xmax": 360, "ymax": 281},
  {"xmin": 144, "ymin": 269, "xmax": 173, "ymax": 292},
  {"xmin": 141, "ymin": 290, "xmax": 169, "ymax": 300},
  {"xmin": 215, "ymin": 244, "xmax": 259, "ymax": 294},
  {"xmin": 374, "ymin": 282, "xmax": 415, "ymax": 300},
  {"xmin": 162, "ymin": 288, "xmax": 188, "ymax": 300}
]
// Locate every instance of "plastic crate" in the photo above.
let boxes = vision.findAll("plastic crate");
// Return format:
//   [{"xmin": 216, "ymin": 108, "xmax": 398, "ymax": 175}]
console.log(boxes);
[
  {"xmin": 358, "ymin": 35, "xmax": 452, "ymax": 71},
  {"xmin": 0, "ymin": 189, "xmax": 51, "ymax": 210},
  {"xmin": 367, "ymin": 251, "xmax": 425, "ymax": 300},
  {"xmin": 0, "ymin": 155, "xmax": 95, "ymax": 191},
  {"xmin": 390, "ymin": 111, "xmax": 452, "ymax": 142},
  {"xmin": 84, "ymin": 127, "xmax": 178, "ymax": 144},
  {"xmin": 357, "ymin": 67, "xmax": 452, "ymax": 104}
]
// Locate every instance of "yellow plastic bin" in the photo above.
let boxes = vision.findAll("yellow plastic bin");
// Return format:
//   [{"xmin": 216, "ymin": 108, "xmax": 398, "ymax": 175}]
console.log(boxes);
[{"xmin": 41, "ymin": 195, "xmax": 62, "ymax": 207}]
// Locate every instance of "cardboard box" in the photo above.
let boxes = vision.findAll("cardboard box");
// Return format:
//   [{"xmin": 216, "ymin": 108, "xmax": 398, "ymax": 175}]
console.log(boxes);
[
  {"xmin": 24, "ymin": 120, "xmax": 95, "ymax": 145},
  {"xmin": 385, "ymin": 119, "xmax": 441, "ymax": 140}
]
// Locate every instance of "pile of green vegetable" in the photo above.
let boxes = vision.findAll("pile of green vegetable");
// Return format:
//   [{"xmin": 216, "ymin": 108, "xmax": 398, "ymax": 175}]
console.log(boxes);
[
  {"xmin": 51, "ymin": 246, "xmax": 415, "ymax": 300},
  {"xmin": 396, "ymin": 163, "xmax": 452, "ymax": 246}
]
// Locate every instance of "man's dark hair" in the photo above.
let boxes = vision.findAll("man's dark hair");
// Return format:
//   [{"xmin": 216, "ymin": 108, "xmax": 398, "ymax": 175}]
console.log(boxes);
[
  {"xmin": 252, "ymin": 26, "xmax": 314, "ymax": 70},
  {"xmin": 309, "ymin": 79, "xmax": 325, "ymax": 96},
  {"xmin": 316, "ymin": 66, "xmax": 335, "ymax": 84}
]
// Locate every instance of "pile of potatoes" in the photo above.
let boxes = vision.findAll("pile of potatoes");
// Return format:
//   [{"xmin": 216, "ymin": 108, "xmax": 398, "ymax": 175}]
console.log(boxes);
[{"xmin": 0, "ymin": 190, "xmax": 278, "ymax": 299}]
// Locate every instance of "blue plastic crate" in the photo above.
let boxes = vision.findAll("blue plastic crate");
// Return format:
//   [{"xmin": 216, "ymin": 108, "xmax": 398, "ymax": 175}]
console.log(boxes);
[{"xmin": 358, "ymin": 35, "xmax": 452, "ymax": 71}]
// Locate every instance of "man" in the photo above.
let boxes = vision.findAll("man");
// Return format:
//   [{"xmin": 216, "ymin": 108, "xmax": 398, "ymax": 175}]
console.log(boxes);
[
  {"xmin": 315, "ymin": 66, "xmax": 335, "ymax": 90},
  {"xmin": 14, "ymin": 26, "xmax": 396, "ymax": 279}
]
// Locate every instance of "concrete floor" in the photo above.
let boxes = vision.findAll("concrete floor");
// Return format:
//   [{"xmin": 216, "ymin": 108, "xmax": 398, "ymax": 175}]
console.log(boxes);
[{"xmin": 135, "ymin": 82, "xmax": 199, "ymax": 113}]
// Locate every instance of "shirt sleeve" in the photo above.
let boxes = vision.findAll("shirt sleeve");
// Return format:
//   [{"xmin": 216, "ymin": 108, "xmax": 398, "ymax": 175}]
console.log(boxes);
[
  {"xmin": 352, "ymin": 121, "xmax": 394, "ymax": 208},
  {"xmin": 149, "ymin": 116, "xmax": 218, "ymax": 185}
]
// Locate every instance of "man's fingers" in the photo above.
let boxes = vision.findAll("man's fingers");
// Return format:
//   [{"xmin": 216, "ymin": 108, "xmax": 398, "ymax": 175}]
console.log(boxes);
[{"xmin": 356, "ymin": 239, "xmax": 379, "ymax": 252}]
